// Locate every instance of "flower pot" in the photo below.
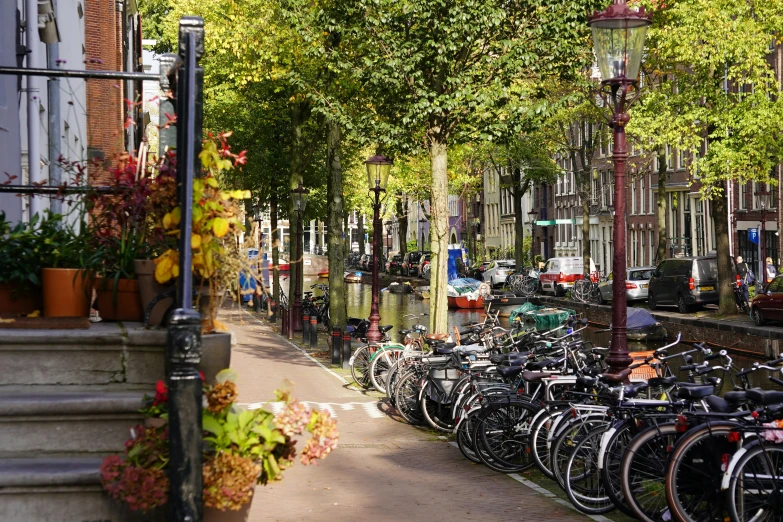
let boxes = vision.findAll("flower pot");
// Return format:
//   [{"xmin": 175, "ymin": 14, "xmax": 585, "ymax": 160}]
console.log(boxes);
[
  {"xmin": 203, "ymin": 498, "xmax": 253, "ymax": 522},
  {"xmin": 0, "ymin": 282, "xmax": 42, "ymax": 316},
  {"xmin": 135, "ymin": 259, "xmax": 173, "ymax": 326},
  {"xmin": 200, "ymin": 332, "xmax": 232, "ymax": 385},
  {"xmin": 42, "ymin": 268, "xmax": 92, "ymax": 318},
  {"xmin": 96, "ymin": 278, "xmax": 144, "ymax": 322}
]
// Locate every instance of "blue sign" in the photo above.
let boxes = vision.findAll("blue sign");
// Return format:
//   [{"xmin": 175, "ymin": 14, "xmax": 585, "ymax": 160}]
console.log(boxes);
[{"xmin": 749, "ymin": 228, "xmax": 759, "ymax": 245}]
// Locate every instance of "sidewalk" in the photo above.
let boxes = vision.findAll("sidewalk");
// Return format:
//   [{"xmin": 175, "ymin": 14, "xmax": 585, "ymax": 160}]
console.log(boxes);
[{"xmin": 221, "ymin": 310, "xmax": 592, "ymax": 522}]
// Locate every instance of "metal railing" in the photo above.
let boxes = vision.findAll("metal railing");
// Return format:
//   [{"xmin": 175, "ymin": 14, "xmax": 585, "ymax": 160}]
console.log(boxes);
[{"xmin": 0, "ymin": 16, "xmax": 206, "ymax": 520}]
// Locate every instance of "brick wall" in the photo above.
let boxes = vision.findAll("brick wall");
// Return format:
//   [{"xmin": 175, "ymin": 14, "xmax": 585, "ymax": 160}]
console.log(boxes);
[{"xmin": 84, "ymin": 0, "xmax": 124, "ymax": 185}]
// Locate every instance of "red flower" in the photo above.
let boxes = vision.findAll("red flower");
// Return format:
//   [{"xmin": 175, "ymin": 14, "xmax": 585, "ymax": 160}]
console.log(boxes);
[{"xmin": 153, "ymin": 380, "xmax": 168, "ymax": 406}]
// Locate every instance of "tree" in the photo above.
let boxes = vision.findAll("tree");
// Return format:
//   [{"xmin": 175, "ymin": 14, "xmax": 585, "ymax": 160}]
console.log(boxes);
[
  {"xmin": 348, "ymin": 0, "xmax": 603, "ymax": 333},
  {"xmin": 631, "ymin": 0, "xmax": 783, "ymax": 314}
]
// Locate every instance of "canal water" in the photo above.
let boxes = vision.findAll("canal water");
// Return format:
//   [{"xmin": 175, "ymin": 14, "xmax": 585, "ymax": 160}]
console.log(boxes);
[{"xmin": 293, "ymin": 276, "xmax": 776, "ymax": 390}]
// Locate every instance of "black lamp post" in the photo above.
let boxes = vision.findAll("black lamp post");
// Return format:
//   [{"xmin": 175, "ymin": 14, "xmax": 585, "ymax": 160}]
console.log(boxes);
[
  {"xmin": 386, "ymin": 221, "xmax": 393, "ymax": 256},
  {"xmin": 757, "ymin": 190, "xmax": 771, "ymax": 283},
  {"xmin": 528, "ymin": 208, "xmax": 538, "ymax": 264},
  {"xmin": 291, "ymin": 181, "xmax": 309, "ymax": 332},
  {"xmin": 419, "ymin": 217, "xmax": 427, "ymax": 252},
  {"xmin": 589, "ymin": 0, "xmax": 650, "ymax": 376},
  {"xmin": 365, "ymin": 155, "xmax": 392, "ymax": 342}
]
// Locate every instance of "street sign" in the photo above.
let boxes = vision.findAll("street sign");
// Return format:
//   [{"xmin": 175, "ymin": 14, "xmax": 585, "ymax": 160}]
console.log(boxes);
[{"xmin": 749, "ymin": 228, "xmax": 759, "ymax": 245}]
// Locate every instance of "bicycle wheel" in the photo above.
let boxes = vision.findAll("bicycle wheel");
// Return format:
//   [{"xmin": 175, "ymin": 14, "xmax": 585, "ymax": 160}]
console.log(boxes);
[
  {"xmin": 572, "ymin": 280, "xmax": 589, "ymax": 303},
  {"xmin": 728, "ymin": 442, "xmax": 783, "ymax": 522},
  {"xmin": 552, "ymin": 415, "xmax": 610, "ymax": 490},
  {"xmin": 393, "ymin": 370, "xmax": 424, "ymax": 425},
  {"xmin": 419, "ymin": 393, "xmax": 455, "ymax": 432},
  {"xmin": 529, "ymin": 408, "xmax": 564, "ymax": 479},
  {"xmin": 620, "ymin": 422, "xmax": 679, "ymax": 522},
  {"xmin": 349, "ymin": 345, "xmax": 373, "ymax": 389},
  {"xmin": 521, "ymin": 277, "xmax": 539, "ymax": 297},
  {"xmin": 477, "ymin": 398, "xmax": 538, "ymax": 472},
  {"xmin": 369, "ymin": 348, "xmax": 403, "ymax": 394},
  {"xmin": 599, "ymin": 421, "xmax": 639, "ymax": 518},
  {"xmin": 456, "ymin": 408, "xmax": 482, "ymax": 464},
  {"xmin": 564, "ymin": 426, "xmax": 616, "ymax": 514},
  {"xmin": 665, "ymin": 422, "xmax": 741, "ymax": 522},
  {"xmin": 471, "ymin": 400, "xmax": 530, "ymax": 473}
]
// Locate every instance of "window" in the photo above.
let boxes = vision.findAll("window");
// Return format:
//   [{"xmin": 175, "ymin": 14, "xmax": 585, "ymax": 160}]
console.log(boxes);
[
  {"xmin": 679, "ymin": 148, "xmax": 686, "ymax": 170},
  {"xmin": 641, "ymin": 232, "xmax": 646, "ymax": 265},
  {"xmin": 640, "ymin": 175, "xmax": 645, "ymax": 214},
  {"xmin": 631, "ymin": 182, "xmax": 637, "ymax": 214},
  {"xmin": 648, "ymin": 173, "xmax": 654, "ymax": 214},
  {"xmin": 739, "ymin": 182, "xmax": 747, "ymax": 210}
]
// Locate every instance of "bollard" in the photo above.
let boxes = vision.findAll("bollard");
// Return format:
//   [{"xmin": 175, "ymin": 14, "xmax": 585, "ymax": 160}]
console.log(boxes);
[
  {"xmin": 269, "ymin": 299, "xmax": 276, "ymax": 322},
  {"xmin": 342, "ymin": 332, "xmax": 352, "ymax": 370},
  {"xmin": 287, "ymin": 307, "xmax": 294, "ymax": 339},
  {"xmin": 331, "ymin": 328, "xmax": 341, "ymax": 365},
  {"xmin": 310, "ymin": 316, "xmax": 318, "ymax": 349},
  {"xmin": 281, "ymin": 307, "xmax": 288, "ymax": 334},
  {"xmin": 303, "ymin": 314, "xmax": 310, "ymax": 344},
  {"xmin": 253, "ymin": 291, "xmax": 261, "ymax": 313}
]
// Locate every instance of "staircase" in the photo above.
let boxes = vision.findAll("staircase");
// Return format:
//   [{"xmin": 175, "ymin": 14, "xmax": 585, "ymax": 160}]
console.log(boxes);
[{"xmin": 0, "ymin": 323, "xmax": 166, "ymax": 522}]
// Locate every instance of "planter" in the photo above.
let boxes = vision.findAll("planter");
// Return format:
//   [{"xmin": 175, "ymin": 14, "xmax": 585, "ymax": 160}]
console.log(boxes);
[
  {"xmin": 42, "ymin": 268, "xmax": 92, "ymax": 318},
  {"xmin": 0, "ymin": 282, "xmax": 42, "ymax": 316},
  {"xmin": 95, "ymin": 278, "xmax": 144, "ymax": 322},
  {"xmin": 200, "ymin": 332, "xmax": 232, "ymax": 385},
  {"xmin": 204, "ymin": 502, "xmax": 252, "ymax": 522},
  {"xmin": 135, "ymin": 259, "xmax": 173, "ymax": 326}
]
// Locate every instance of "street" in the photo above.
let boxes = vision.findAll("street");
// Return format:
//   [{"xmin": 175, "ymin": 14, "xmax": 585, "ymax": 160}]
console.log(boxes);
[{"xmin": 224, "ymin": 311, "xmax": 592, "ymax": 522}]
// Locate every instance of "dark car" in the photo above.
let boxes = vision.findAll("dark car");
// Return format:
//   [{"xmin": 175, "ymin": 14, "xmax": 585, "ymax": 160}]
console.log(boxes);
[
  {"xmin": 402, "ymin": 251, "xmax": 427, "ymax": 277},
  {"xmin": 386, "ymin": 254, "xmax": 402, "ymax": 274},
  {"xmin": 648, "ymin": 255, "xmax": 731, "ymax": 313},
  {"xmin": 751, "ymin": 275, "xmax": 783, "ymax": 325},
  {"xmin": 470, "ymin": 261, "xmax": 491, "ymax": 280},
  {"xmin": 417, "ymin": 254, "xmax": 431, "ymax": 278}
]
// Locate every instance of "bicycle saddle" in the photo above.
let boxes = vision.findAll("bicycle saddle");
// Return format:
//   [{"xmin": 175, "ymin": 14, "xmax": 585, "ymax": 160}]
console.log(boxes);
[
  {"xmin": 623, "ymin": 382, "xmax": 649, "ymax": 398},
  {"xmin": 380, "ymin": 325, "xmax": 393, "ymax": 334},
  {"xmin": 676, "ymin": 385, "xmax": 715, "ymax": 400},
  {"xmin": 598, "ymin": 368, "xmax": 632, "ymax": 384},
  {"xmin": 521, "ymin": 371, "xmax": 550, "ymax": 382},
  {"xmin": 497, "ymin": 365, "xmax": 525, "ymax": 378},
  {"xmin": 434, "ymin": 343, "xmax": 458, "ymax": 355},
  {"xmin": 745, "ymin": 388, "xmax": 783, "ymax": 406},
  {"xmin": 648, "ymin": 376, "xmax": 677, "ymax": 387}
]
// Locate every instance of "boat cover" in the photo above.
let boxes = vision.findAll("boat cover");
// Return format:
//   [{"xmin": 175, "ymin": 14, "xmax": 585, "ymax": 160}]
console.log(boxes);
[
  {"xmin": 623, "ymin": 307, "xmax": 658, "ymax": 330},
  {"xmin": 509, "ymin": 303, "xmax": 576, "ymax": 329}
]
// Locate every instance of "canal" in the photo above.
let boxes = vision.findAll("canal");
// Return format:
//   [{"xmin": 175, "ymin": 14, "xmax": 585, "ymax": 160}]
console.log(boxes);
[{"xmin": 294, "ymin": 276, "xmax": 777, "ymax": 390}]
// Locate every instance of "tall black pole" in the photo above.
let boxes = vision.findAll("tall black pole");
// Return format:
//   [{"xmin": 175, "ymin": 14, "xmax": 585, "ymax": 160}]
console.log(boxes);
[
  {"xmin": 168, "ymin": 17, "xmax": 204, "ymax": 522},
  {"xmin": 292, "ymin": 207, "xmax": 304, "ymax": 331},
  {"xmin": 366, "ymin": 188, "xmax": 382, "ymax": 342}
]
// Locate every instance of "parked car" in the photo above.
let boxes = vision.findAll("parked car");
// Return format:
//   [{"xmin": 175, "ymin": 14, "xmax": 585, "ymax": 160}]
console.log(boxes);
[
  {"xmin": 483, "ymin": 260, "xmax": 516, "ymax": 288},
  {"xmin": 539, "ymin": 257, "xmax": 597, "ymax": 296},
  {"xmin": 417, "ymin": 254, "xmax": 431, "ymax": 278},
  {"xmin": 402, "ymin": 251, "xmax": 427, "ymax": 277},
  {"xmin": 386, "ymin": 254, "xmax": 403, "ymax": 274},
  {"xmin": 647, "ymin": 255, "xmax": 726, "ymax": 313},
  {"xmin": 750, "ymin": 275, "xmax": 783, "ymax": 325},
  {"xmin": 597, "ymin": 266, "xmax": 655, "ymax": 303}
]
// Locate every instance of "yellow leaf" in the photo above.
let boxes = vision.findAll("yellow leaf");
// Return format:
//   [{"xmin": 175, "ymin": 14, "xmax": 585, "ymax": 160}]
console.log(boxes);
[
  {"xmin": 171, "ymin": 207, "xmax": 182, "ymax": 226},
  {"xmin": 26, "ymin": 310, "xmax": 40, "ymax": 318},
  {"xmin": 155, "ymin": 256, "xmax": 174, "ymax": 284},
  {"xmin": 163, "ymin": 212, "xmax": 172, "ymax": 229},
  {"xmin": 172, "ymin": 264, "xmax": 179, "ymax": 278},
  {"xmin": 206, "ymin": 177, "xmax": 219, "ymax": 188},
  {"xmin": 191, "ymin": 233, "xmax": 202, "ymax": 249},
  {"xmin": 212, "ymin": 217, "xmax": 229, "ymax": 237}
]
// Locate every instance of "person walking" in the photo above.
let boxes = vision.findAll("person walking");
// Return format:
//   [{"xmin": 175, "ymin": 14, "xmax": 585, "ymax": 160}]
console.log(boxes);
[
  {"xmin": 766, "ymin": 257, "xmax": 777, "ymax": 284},
  {"xmin": 736, "ymin": 256, "xmax": 754, "ymax": 305}
]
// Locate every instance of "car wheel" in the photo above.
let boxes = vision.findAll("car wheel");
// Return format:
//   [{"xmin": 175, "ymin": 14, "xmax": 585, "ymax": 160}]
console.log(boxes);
[
  {"xmin": 648, "ymin": 292, "xmax": 657, "ymax": 310},
  {"xmin": 677, "ymin": 294, "xmax": 691, "ymax": 314},
  {"xmin": 752, "ymin": 307, "xmax": 765, "ymax": 326}
]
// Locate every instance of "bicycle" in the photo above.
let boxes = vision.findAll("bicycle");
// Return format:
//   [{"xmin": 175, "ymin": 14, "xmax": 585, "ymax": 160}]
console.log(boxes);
[{"xmin": 572, "ymin": 273, "xmax": 602, "ymax": 304}]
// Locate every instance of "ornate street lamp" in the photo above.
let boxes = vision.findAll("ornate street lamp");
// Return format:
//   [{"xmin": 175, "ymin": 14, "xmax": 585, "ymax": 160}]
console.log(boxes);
[
  {"xmin": 589, "ymin": 0, "xmax": 650, "ymax": 376},
  {"xmin": 291, "ymin": 181, "xmax": 309, "ymax": 333},
  {"xmin": 528, "ymin": 208, "xmax": 538, "ymax": 264},
  {"xmin": 757, "ymin": 190, "xmax": 771, "ymax": 283},
  {"xmin": 365, "ymin": 154, "xmax": 392, "ymax": 342}
]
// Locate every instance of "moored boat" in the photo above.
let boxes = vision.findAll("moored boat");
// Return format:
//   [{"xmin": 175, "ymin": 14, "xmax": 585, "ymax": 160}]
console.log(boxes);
[
  {"xmin": 344, "ymin": 271, "xmax": 363, "ymax": 283},
  {"xmin": 448, "ymin": 295, "xmax": 485, "ymax": 309},
  {"xmin": 483, "ymin": 295, "xmax": 531, "ymax": 316}
]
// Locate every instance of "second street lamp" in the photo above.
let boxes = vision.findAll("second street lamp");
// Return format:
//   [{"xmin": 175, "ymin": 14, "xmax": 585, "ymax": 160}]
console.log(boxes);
[
  {"xmin": 291, "ymin": 181, "xmax": 309, "ymax": 333},
  {"xmin": 365, "ymin": 155, "xmax": 392, "ymax": 342},
  {"xmin": 589, "ymin": 0, "xmax": 650, "ymax": 376}
]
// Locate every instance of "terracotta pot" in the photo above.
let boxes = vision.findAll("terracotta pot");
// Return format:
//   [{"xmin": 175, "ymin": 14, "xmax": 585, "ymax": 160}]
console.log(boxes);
[
  {"xmin": 0, "ymin": 282, "xmax": 42, "ymax": 316},
  {"xmin": 95, "ymin": 278, "xmax": 143, "ymax": 322},
  {"xmin": 42, "ymin": 268, "xmax": 91, "ymax": 318},
  {"xmin": 135, "ymin": 259, "xmax": 173, "ymax": 326},
  {"xmin": 203, "ymin": 499, "xmax": 253, "ymax": 522},
  {"xmin": 199, "ymin": 332, "xmax": 232, "ymax": 385}
]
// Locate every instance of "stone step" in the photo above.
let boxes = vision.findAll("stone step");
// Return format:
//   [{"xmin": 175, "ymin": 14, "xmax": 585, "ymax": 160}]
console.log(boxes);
[
  {"xmin": 0, "ymin": 457, "xmax": 150, "ymax": 522},
  {"xmin": 0, "ymin": 392, "xmax": 144, "ymax": 457}
]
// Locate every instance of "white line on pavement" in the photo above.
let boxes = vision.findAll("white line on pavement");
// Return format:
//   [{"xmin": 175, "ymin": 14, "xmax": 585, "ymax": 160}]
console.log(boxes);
[{"xmin": 241, "ymin": 400, "xmax": 386, "ymax": 420}]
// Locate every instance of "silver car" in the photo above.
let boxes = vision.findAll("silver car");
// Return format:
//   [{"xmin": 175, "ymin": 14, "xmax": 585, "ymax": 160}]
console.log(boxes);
[
  {"xmin": 598, "ymin": 266, "xmax": 655, "ymax": 303},
  {"xmin": 483, "ymin": 260, "xmax": 516, "ymax": 287}
]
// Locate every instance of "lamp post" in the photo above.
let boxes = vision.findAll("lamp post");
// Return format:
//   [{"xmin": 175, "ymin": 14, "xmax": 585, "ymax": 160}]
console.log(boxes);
[
  {"xmin": 365, "ymin": 155, "xmax": 393, "ymax": 342},
  {"xmin": 589, "ymin": 0, "xmax": 650, "ymax": 376},
  {"xmin": 386, "ymin": 221, "xmax": 393, "ymax": 257},
  {"xmin": 757, "ymin": 190, "xmax": 771, "ymax": 283},
  {"xmin": 291, "ymin": 181, "xmax": 309, "ymax": 332},
  {"xmin": 419, "ymin": 217, "xmax": 427, "ymax": 252}
]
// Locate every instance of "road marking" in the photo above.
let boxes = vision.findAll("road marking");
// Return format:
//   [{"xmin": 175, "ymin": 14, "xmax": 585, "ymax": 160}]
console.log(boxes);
[
  {"xmin": 237, "ymin": 311, "xmax": 353, "ymax": 388},
  {"xmin": 241, "ymin": 400, "xmax": 386, "ymax": 420}
]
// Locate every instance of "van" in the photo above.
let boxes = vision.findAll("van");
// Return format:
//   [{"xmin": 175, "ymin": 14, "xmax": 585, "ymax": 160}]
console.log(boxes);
[
  {"xmin": 539, "ymin": 257, "xmax": 597, "ymax": 296},
  {"xmin": 647, "ymin": 255, "xmax": 729, "ymax": 313}
]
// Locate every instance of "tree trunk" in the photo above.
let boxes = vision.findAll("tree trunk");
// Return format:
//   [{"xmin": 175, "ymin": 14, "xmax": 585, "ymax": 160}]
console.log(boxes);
[
  {"xmin": 713, "ymin": 187, "xmax": 736, "ymax": 315},
  {"xmin": 289, "ymin": 103, "xmax": 308, "ymax": 307},
  {"xmin": 396, "ymin": 196, "xmax": 408, "ymax": 258},
  {"xmin": 656, "ymin": 149, "xmax": 668, "ymax": 264},
  {"xmin": 326, "ymin": 120, "xmax": 346, "ymax": 330},
  {"xmin": 513, "ymin": 168, "xmax": 525, "ymax": 269},
  {"xmin": 343, "ymin": 211, "xmax": 349, "ymax": 256},
  {"xmin": 270, "ymin": 193, "xmax": 280, "ymax": 308},
  {"xmin": 358, "ymin": 214, "xmax": 365, "ymax": 255},
  {"xmin": 582, "ymin": 192, "xmax": 591, "ymax": 277},
  {"xmin": 429, "ymin": 135, "xmax": 449, "ymax": 335}
]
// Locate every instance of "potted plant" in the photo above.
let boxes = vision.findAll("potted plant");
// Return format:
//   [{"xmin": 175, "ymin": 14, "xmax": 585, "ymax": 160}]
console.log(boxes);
[
  {"xmin": 100, "ymin": 370, "xmax": 338, "ymax": 520},
  {"xmin": 0, "ymin": 212, "xmax": 47, "ymax": 315},
  {"xmin": 41, "ymin": 214, "xmax": 95, "ymax": 318}
]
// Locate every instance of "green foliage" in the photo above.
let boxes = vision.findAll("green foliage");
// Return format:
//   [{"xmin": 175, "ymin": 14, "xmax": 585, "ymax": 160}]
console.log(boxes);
[{"xmin": 0, "ymin": 212, "xmax": 50, "ymax": 287}]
